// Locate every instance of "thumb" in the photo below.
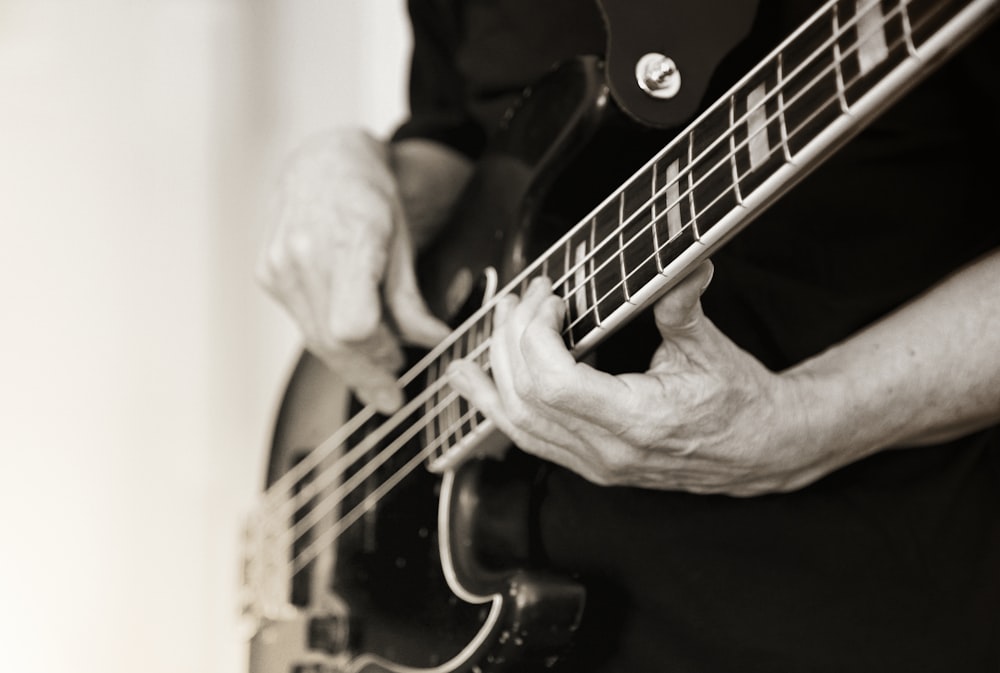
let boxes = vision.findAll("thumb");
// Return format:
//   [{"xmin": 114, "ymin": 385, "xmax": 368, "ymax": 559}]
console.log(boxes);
[
  {"xmin": 383, "ymin": 210, "xmax": 451, "ymax": 348},
  {"xmin": 653, "ymin": 260, "xmax": 715, "ymax": 341}
]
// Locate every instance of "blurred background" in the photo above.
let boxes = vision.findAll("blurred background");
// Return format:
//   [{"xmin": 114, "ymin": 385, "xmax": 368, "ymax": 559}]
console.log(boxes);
[{"xmin": 0, "ymin": 2, "xmax": 409, "ymax": 671}]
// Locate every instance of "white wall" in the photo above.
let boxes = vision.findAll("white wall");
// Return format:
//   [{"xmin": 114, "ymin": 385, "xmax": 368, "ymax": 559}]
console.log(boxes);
[{"xmin": 0, "ymin": 2, "xmax": 409, "ymax": 672}]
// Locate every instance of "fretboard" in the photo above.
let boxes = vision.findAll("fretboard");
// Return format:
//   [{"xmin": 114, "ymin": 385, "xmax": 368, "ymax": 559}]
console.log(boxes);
[{"xmin": 420, "ymin": 0, "xmax": 996, "ymax": 467}]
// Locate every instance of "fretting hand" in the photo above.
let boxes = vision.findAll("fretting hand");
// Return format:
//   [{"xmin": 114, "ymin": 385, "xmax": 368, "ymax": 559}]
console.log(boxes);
[{"xmin": 447, "ymin": 262, "xmax": 842, "ymax": 496}]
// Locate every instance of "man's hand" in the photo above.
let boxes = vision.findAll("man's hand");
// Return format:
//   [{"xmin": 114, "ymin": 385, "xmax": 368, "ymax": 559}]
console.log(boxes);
[
  {"xmin": 257, "ymin": 129, "xmax": 469, "ymax": 413},
  {"xmin": 448, "ymin": 248, "xmax": 1000, "ymax": 496},
  {"xmin": 447, "ymin": 263, "xmax": 843, "ymax": 496}
]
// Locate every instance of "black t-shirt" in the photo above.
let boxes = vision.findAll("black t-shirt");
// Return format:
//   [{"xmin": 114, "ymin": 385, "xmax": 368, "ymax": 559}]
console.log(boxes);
[{"xmin": 395, "ymin": 1, "xmax": 1000, "ymax": 671}]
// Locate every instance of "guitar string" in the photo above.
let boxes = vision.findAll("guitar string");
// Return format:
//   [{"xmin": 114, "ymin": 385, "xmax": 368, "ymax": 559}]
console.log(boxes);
[
  {"xmin": 252, "ymin": 0, "xmax": 945, "ymax": 581},
  {"xmin": 289, "ymin": 393, "xmax": 479, "ymax": 573},
  {"xmin": 283, "ymin": 380, "xmax": 476, "ymax": 550},
  {"xmin": 269, "ymin": 3, "xmax": 931, "ymax": 576},
  {"xmin": 255, "ymin": 0, "xmax": 896, "ymax": 517}
]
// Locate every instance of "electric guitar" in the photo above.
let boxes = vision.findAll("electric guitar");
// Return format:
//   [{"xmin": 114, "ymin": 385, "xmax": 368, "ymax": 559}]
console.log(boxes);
[{"xmin": 242, "ymin": 1, "xmax": 998, "ymax": 671}]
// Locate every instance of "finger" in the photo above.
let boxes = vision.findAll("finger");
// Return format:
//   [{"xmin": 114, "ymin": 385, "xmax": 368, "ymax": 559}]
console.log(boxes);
[
  {"xmin": 323, "ymin": 199, "xmax": 391, "ymax": 343},
  {"xmin": 483, "ymin": 288, "xmax": 523, "ymax": 404},
  {"xmin": 294, "ymin": 243, "xmax": 406, "ymax": 413},
  {"xmin": 383, "ymin": 213, "xmax": 451, "ymax": 348},
  {"xmin": 489, "ymin": 280, "xmax": 560, "ymax": 421},
  {"xmin": 277, "ymin": 231, "xmax": 340, "ymax": 335},
  {"xmin": 446, "ymin": 359, "xmax": 529, "ymax": 446},
  {"xmin": 260, "ymin": 241, "xmax": 331, "ymax": 348},
  {"xmin": 317, "ymin": 334, "xmax": 405, "ymax": 414},
  {"xmin": 507, "ymin": 280, "xmax": 635, "ymax": 423},
  {"xmin": 257, "ymin": 209, "xmax": 329, "ymax": 339},
  {"xmin": 492, "ymin": 290, "xmax": 520, "ymax": 330},
  {"xmin": 652, "ymin": 260, "xmax": 714, "ymax": 337},
  {"xmin": 447, "ymin": 360, "xmax": 607, "ymax": 481},
  {"xmin": 496, "ymin": 277, "xmax": 565, "ymax": 389},
  {"xmin": 351, "ymin": 370, "xmax": 405, "ymax": 415},
  {"xmin": 650, "ymin": 260, "xmax": 731, "ymax": 371}
]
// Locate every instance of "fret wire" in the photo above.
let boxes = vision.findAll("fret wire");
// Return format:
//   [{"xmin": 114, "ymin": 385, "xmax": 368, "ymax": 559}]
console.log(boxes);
[
  {"xmin": 651, "ymin": 161, "xmax": 663, "ymax": 272},
  {"xmin": 900, "ymin": 0, "xmax": 918, "ymax": 54},
  {"xmin": 428, "ymin": 357, "xmax": 443, "ymax": 456},
  {"xmin": 686, "ymin": 132, "xmax": 699, "ymax": 236},
  {"xmin": 558, "ymin": 10, "xmax": 931, "ymax": 342},
  {"xmin": 589, "ymin": 215, "xmax": 601, "ymax": 324},
  {"xmin": 453, "ymin": 330, "xmax": 471, "ymax": 442},
  {"xmin": 728, "ymin": 94, "xmax": 744, "ymax": 205},
  {"xmin": 560, "ymin": 236, "xmax": 577, "ymax": 348},
  {"xmin": 831, "ymin": 2, "xmax": 851, "ymax": 112},
  {"xmin": 665, "ymin": 159, "xmax": 683, "ymax": 237},
  {"xmin": 443, "ymin": 343, "xmax": 458, "ymax": 450},
  {"xmin": 776, "ymin": 52, "xmax": 793, "ymax": 161},
  {"xmin": 617, "ymin": 191, "xmax": 630, "ymax": 300}
]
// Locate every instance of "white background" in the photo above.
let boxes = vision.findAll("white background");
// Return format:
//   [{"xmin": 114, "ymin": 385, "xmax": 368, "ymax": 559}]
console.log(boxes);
[{"xmin": 0, "ymin": 2, "xmax": 409, "ymax": 672}]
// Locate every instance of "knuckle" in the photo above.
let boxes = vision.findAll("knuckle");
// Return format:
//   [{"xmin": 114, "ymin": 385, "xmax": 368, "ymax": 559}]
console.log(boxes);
[
  {"xmin": 596, "ymin": 449, "xmax": 631, "ymax": 477},
  {"xmin": 329, "ymin": 307, "xmax": 382, "ymax": 345},
  {"xmin": 529, "ymin": 373, "xmax": 568, "ymax": 405},
  {"xmin": 286, "ymin": 232, "xmax": 314, "ymax": 261},
  {"xmin": 505, "ymin": 401, "xmax": 537, "ymax": 429},
  {"xmin": 583, "ymin": 470, "xmax": 614, "ymax": 487}
]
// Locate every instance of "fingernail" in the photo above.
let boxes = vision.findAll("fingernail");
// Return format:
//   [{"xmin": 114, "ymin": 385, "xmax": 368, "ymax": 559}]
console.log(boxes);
[{"xmin": 698, "ymin": 261, "xmax": 715, "ymax": 293}]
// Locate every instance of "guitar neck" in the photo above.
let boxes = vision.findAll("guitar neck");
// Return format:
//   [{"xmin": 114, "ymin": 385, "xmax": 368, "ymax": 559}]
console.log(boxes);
[{"xmin": 414, "ymin": 0, "xmax": 996, "ymax": 469}]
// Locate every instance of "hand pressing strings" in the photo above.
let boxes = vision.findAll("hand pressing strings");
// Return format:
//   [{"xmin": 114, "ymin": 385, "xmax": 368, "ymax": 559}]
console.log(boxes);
[{"xmin": 448, "ymin": 261, "xmax": 833, "ymax": 496}]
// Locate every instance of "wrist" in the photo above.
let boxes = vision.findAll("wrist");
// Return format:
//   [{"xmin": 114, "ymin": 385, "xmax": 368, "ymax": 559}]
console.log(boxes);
[{"xmin": 777, "ymin": 355, "xmax": 896, "ymax": 475}]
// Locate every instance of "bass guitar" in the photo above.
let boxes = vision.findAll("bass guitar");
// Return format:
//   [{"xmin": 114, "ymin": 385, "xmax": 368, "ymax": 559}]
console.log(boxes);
[{"xmin": 242, "ymin": 1, "xmax": 998, "ymax": 670}]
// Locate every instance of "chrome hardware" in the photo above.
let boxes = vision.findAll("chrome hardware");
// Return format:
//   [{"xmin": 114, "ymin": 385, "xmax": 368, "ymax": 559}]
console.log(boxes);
[{"xmin": 635, "ymin": 53, "xmax": 681, "ymax": 99}]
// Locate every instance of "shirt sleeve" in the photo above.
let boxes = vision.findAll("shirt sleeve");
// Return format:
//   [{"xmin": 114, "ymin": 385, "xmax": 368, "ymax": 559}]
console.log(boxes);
[{"xmin": 390, "ymin": 0, "xmax": 487, "ymax": 158}]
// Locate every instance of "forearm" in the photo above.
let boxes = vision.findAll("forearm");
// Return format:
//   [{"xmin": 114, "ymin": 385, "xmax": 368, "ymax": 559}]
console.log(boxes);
[{"xmin": 784, "ymin": 247, "xmax": 1000, "ymax": 464}]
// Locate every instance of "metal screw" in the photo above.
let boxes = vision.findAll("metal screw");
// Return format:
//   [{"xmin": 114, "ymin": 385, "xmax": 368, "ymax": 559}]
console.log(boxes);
[{"xmin": 635, "ymin": 53, "xmax": 681, "ymax": 99}]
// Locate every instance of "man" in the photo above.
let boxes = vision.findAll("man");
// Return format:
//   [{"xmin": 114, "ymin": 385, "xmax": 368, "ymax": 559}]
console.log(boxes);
[{"xmin": 258, "ymin": 1, "xmax": 1000, "ymax": 670}]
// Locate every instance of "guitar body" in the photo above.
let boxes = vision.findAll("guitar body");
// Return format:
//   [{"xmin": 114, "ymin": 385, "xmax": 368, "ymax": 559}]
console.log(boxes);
[{"xmin": 250, "ymin": 57, "xmax": 647, "ymax": 673}]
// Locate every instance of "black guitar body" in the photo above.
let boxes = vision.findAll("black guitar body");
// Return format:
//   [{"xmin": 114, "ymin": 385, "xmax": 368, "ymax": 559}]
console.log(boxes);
[{"xmin": 250, "ymin": 57, "xmax": 665, "ymax": 673}]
